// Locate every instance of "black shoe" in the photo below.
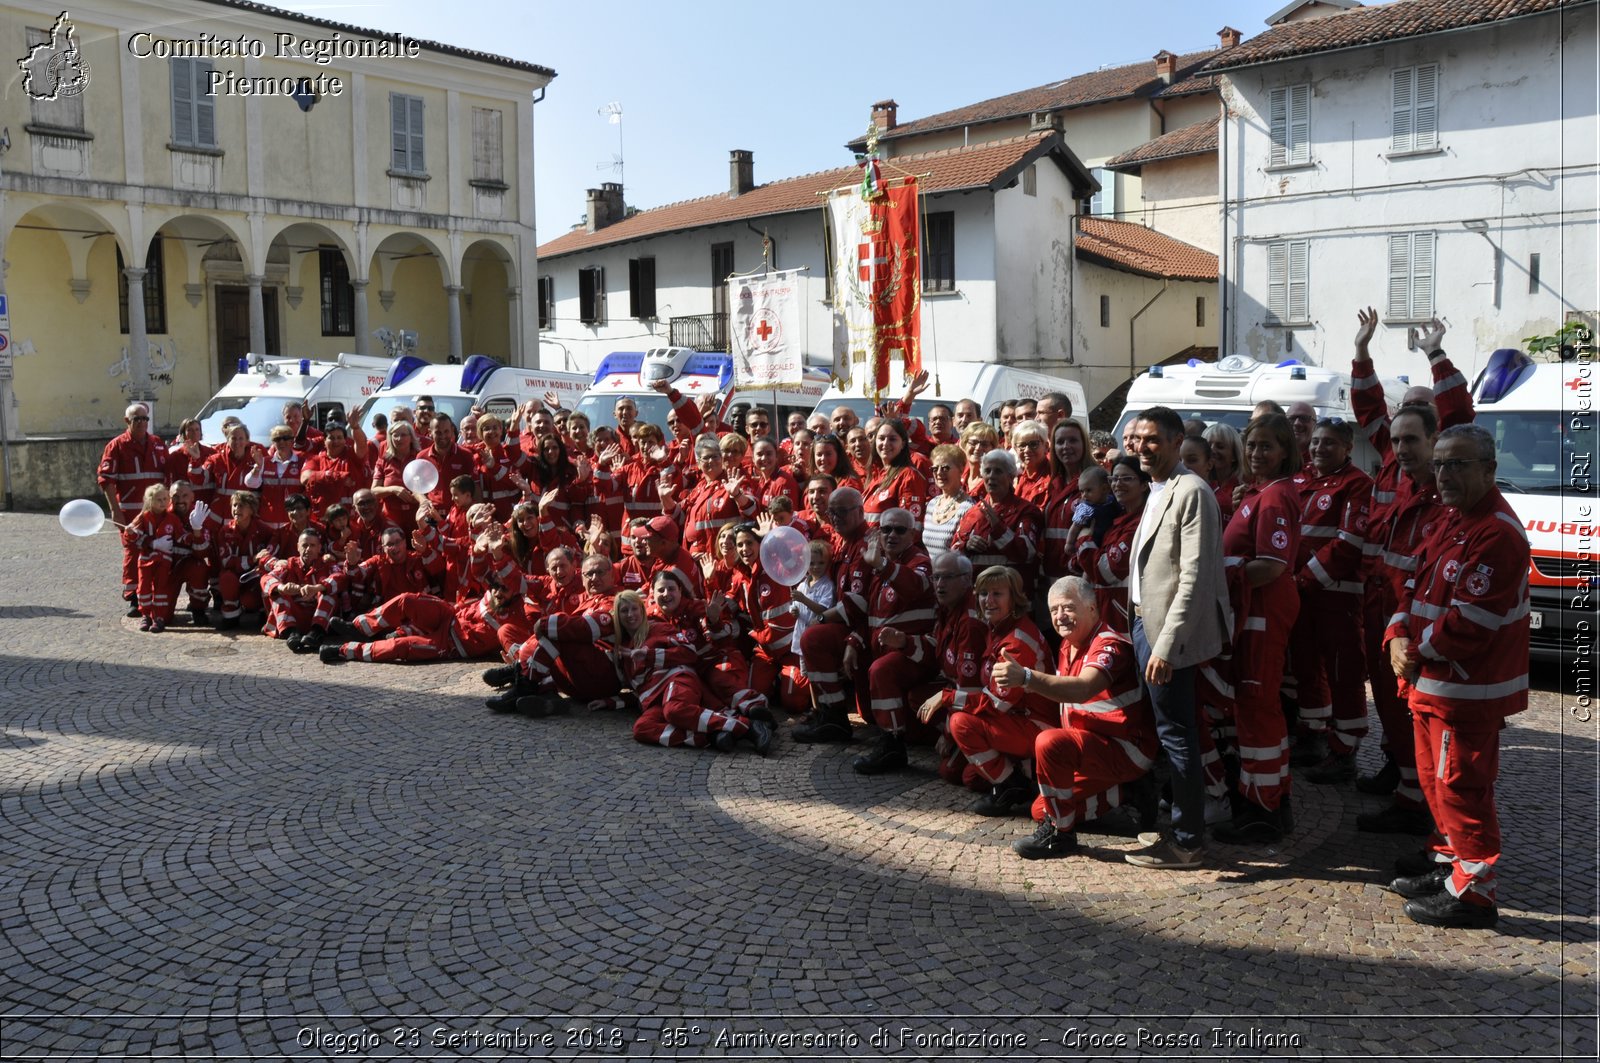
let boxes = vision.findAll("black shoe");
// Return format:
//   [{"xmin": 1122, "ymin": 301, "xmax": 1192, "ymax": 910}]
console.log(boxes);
[
  {"xmin": 973, "ymin": 776, "xmax": 1034, "ymax": 818},
  {"xmin": 1212, "ymin": 802, "xmax": 1284, "ymax": 844},
  {"xmin": 1396, "ymin": 849, "xmax": 1444, "ymax": 876},
  {"xmin": 516, "ymin": 693, "xmax": 570, "ymax": 718},
  {"xmin": 792, "ymin": 713, "xmax": 853, "ymax": 744},
  {"xmin": 1403, "ymin": 890, "xmax": 1498, "ymax": 929},
  {"xmin": 126, "ymin": 600, "xmax": 141, "ymax": 618},
  {"xmin": 325, "ymin": 617, "xmax": 363, "ymax": 642},
  {"xmin": 743, "ymin": 701, "xmax": 776, "ymax": 725},
  {"xmin": 1128, "ymin": 771, "xmax": 1159, "ymax": 831},
  {"xmin": 486, "ymin": 688, "xmax": 524, "ymax": 713},
  {"xmin": 1357, "ymin": 804, "xmax": 1434, "ymax": 836},
  {"xmin": 215, "ymin": 615, "xmax": 241, "ymax": 631},
  {"xmin": 713, "ymin": 729, "xmax": 739, "ymax": 752},
  {"xmin": 743, "ymin": 719, "xmax": 775, "ymax": 757},
  {"xmin": 285, "ymin": 632, "xmax": 305, "ymax": 652},
  {"xmin": 1386, "ymin": 866, "xmax": 1451, "ymax": 899},
  {"xmin": 1275, "ymin": 793, "xmax": 1295, "ymax": 834},
  {"xmin": 1290, "ymin": 731, "xmax": 1329, "ymax": 767},
  {"xmin": 293, "ymin": 628, "xmax": 324, "ymax": 654},
  {"xmin": 1013, "ymin": 818, "xmax": 1079, "ymax": 860},
  {"xmin": 482, "ymin": 664, "xmax": 518, "ymax": 688},
  {"xmin": 318, "ymin": 644, "xmax": 346, "ymax": 665},
  {"xmin": 852, "ymin": 734, "xmax": 907, "ymax": 774},
  {"xmin": 189, "ymin": 607, "xmax": 207, "ymax": 628},
  {"xmin": 1307, "ymin": 751, "xmax": 1357, "ymax": 784},
  {"xmin": 1355, "ymin": 756, "xmax": 1399, "ymax": 795}
]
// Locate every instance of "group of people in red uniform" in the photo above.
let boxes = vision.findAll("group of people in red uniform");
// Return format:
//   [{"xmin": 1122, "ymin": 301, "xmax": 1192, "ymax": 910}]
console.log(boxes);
[{"xmin": 97, "ymin": 309, "xmax": 1527, "ymax": 929}]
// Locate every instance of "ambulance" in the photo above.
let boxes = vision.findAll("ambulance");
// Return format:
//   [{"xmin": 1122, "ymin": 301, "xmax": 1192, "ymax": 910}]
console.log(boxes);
[
  {"xmin": 195, "ymin": 353, "xmax": 396, "ymax": 444},
  {"xmin": 352, "ymin": 355, "xmax": 590, "ymax": 433},
  {"xmin": 1469, "ymin": 350, "xmax": 1596, "ymax": 663},
  {"xmin": 811, "ymin": 360, "xmax": 1089, "ymax": 428},
  {"xmin": 574, "ymin": 347, "xmax": 831, "ymax": 433},
  {"xmin": 1112, "ymin": 354, "xmax": 1402, "ymax": 474}
]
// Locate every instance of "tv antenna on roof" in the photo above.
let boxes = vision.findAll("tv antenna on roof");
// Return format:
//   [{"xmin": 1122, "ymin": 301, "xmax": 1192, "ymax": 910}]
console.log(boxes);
[{"xmin": 596, "ymin": 101, "xmax": 623, "ymax": 183}]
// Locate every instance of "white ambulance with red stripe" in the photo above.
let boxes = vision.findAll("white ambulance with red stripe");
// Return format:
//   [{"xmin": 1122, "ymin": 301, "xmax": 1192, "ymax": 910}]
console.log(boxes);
[{"xmin": 1469, "ymin": 350, "xmax": 1596, "ymax": 663}]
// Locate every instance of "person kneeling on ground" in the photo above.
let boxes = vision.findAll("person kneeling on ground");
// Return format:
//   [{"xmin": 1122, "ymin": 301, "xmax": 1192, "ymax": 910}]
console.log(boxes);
[{"xmin": 993, "ymin": 576, "xmax": 1159, "ymax": 859}]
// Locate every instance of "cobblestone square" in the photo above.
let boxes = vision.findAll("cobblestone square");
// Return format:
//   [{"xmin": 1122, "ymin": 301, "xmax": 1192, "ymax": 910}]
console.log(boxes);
[{"xmin": 0, "ymin": 512, "xmax": 1594, "ymax": 1058}]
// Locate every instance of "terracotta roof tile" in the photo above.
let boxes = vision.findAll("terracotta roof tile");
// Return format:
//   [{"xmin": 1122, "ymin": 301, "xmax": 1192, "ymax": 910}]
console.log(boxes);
[
  {"xmin": 1105, "ymin": 118, "xmax": 1220, "ymax": 172},
  {"xmin": 1075, "ymin": 217, "xmax": 1217, "ymax": 281},
  {"xmin": 846, "ymin": 50, "xmax": 1226, "ymax": 149},
  {"xmin": 199, "ymin": 0, "xmax": 555, "ymax": 77},
  {"xmin": 539, "ymin": 133, "xmax": 1087, "ymax": 259},
  {"xmin": 1204, "ymin": 0, "xmax": 1583, "ymax": 71}
]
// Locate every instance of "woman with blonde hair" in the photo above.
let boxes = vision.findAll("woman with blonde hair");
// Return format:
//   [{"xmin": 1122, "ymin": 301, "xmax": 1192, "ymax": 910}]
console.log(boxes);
[
  {"xmin": 922, "ymin": 444, "xmax": 973, "ymax": 560},
  {"xmin": 959, "ymin": 423, "xmax": 1000, "ymax": 497}
]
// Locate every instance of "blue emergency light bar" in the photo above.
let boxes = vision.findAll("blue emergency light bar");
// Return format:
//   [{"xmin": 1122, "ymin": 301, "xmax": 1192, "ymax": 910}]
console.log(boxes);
[
  {"xmin": 383, "ymin": 355, "xmax": 430, "ymax": 390},
  {"xmin": 592, "ymin": 352, "xmax": 646, "ymax": 385},
  {"xmin": 460, "ymin": 354, "xmax": 503, "ymax": 394},
  {"xmin": 680, "ymin": 352, "xmax": 735, "ymax": 391},
  {"xmin": 1475, "ymin": 348, "xmax": 1534, "ymax": 404},
  {"xmin": 299, "ymin": 359, "xmax": 311, "ymax": 375}
]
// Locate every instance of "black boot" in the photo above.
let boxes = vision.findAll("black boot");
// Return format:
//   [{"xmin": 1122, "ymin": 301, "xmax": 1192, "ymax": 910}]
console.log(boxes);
[
  {"xmin": 482, "ymin": 664, "xmax": 518, "ymax": 688},
  {"xmin": 486, "ymin": 674, "xmax": 536, "ymax": 713},
  {"xmin": 852, "ymin": 733, "xmax": 907, "ymax": 774},
  {"xmin": 1355, "ymin": 754, "xmax": 1399, "ymax": 795},
  {"xmin": 793, "ymin": 710, "xmax": 853, "ymax": 744}
]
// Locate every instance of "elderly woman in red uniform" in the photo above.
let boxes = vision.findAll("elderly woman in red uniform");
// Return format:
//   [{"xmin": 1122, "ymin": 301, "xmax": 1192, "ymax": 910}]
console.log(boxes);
[
  {"xmin": 947, "ymin": 565, "xmax": 1058, "ymax": 817},
  {"xmin": 1010, "ymin": 419, "xmax": 1054, "ymax": 509},
  {"xmin": 948, "ymin": 449, "xmax": 1045, "ymax": 598},
  {"xmin": 1203, "ymin": 413, "xmax": 1302, "ymax": 843}
]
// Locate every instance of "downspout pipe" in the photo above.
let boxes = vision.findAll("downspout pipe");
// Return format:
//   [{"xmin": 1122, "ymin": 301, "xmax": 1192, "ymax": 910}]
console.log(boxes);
[{"xmin": 1129, "ymin": 280, "xmax": 1170, "ymax": 380}]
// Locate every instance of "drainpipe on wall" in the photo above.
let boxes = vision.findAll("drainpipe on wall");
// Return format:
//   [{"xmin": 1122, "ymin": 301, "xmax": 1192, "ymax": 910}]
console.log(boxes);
[{"xmin": 1129, "ymin": 280, "xmax": 1170, "ymax": 380}]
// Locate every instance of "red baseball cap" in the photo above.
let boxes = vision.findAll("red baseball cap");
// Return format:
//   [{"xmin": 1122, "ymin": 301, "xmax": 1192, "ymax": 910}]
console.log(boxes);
[{"xmin": 631, "ymin": 515, "xmax": 678, "ymax": 540}]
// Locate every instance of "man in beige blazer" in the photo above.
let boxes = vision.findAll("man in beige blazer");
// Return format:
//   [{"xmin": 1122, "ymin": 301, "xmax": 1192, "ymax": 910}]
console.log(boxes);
[{"xmin": 1124, "ymin": 406, "xmax": 1233, "ymax": 869}]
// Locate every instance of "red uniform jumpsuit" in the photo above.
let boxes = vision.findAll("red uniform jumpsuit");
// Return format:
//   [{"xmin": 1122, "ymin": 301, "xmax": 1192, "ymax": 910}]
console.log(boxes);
[
  {"xmin": 1073, "ymin": 510, "xmax": 1139, "ymax": 633},
  {"xmin": 260, "ymin": 555, "xmax": 340, "ymax": 637},
  {"xmin": 214, "ymin": 518, "xmax": 279, "ymax": 620},
  {"xmin": 1040, "ymin": 480, "xmax": 1084, "ymax": 583},
  {"xmin": 795, "ymin": 527, "xmax": 872, "ymax": 726},
  {"xmin": 627, "ymin": 621, "xmax": 758, "ymax": 749},
  {"xmin": 370, "ymin": 452, "xmax": 419, "ymax": 536},
  {"xmin": 98, "ymin": 429, "xmax": 169, "ymax": 600},
  {"xmin": 335, "ymin": 591, "xmax": 514, "ymax": 663},
  {"xmin": 1200, "ymin": 477, "xmax": 1301, "ymax": 812},
  {"xmin": 473, "ymin": 441, "xmax": 524, "ymax": 522},
  {"xmin": 416, "ymin": 442, "xmax": 479, "ymax": 510},
  {"xmin": 514, "ymin": 592, "xmax": 622, "ymax": 702},
  {"xmin": 300, "ymin": 447, "xmax": 364, "ymax": 519},
  {"xmin": 127, "ymin": 508, "xmax": 188, "ymax": 623},
  {"xmin": 947, "ymin": 494, "xmax": 1045, "ymax": 596},
  {"xmin": 257, "ymin": 451, "xmax": 304, "ymax": 531},
  {"xmin": 1290, "ymin": 460, "xmax": 1373, "ymax": 752},
  {"xmin": 947, "ymin": 616, "xmax": 1057, "ymax": 788},
  {"xmin": 618, "ymin": 544, "xmax": 705, "ymax": 599},
  {"xmin": 854, "ymin": 550, "xmax": 939, "ymax": 736},
  {"xmin": 166, "ymin": 442, "xmax": 216, "ymax": 507},
  {"xmin": 681, "ymin": 476, "xmax": 758, "ymax": 557},
  {"xmin": 1033, "ymin": 625, "xmax": 1159, "ymax": 829},
  {"xmin": 1386, "ymin": 489, "xmax": 1529, "ymax": 907},
  {"xmin": 1352, "ymin": 350, "xmax": 1473, "ymax": 784},
  {"xmin": 738, "ymin": 561, "xmax": 808, "ymax": 715},
  {"xmin": 918, "ymin": 592, "xmax": 990, "ymax": 788},
  {"xmin": 862, "ymin": 466, "xmax": 929, "ymax": 531}
]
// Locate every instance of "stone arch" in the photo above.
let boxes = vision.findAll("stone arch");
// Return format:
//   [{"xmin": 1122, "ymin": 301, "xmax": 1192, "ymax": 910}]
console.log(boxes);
[
  {"xmin": 461, "ymin": 238, "xmax": 517, "ymax": 361},
  {"xmin": 368, "ymin": 230, "xmax": 453, "ymax": 362}
]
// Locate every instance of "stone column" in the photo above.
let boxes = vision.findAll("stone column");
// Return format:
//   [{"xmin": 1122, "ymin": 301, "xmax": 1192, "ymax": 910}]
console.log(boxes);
[
  {"xmin": 445, "ymin": 284, "xmax": 463, "ymax": 362},
  {"xmin": 246, "ymin": 273, "xmax": 267, "ymax": 356},
  {"xmin": 122, "ymin": 265, "xmax": 156, "ymax": 404},
  {"xmin": 505, "ymin": 286, "xmax": 522, "ymax": 367},
  {"xmin": 352, "ymin": 279, "xmax": 370, "ymax": 356}
]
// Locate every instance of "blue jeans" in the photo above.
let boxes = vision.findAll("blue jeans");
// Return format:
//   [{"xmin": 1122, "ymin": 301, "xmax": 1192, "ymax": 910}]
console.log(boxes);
[{"xmin": 1132, "ymin": 615, "xmax": 1205, "ymax": 849}]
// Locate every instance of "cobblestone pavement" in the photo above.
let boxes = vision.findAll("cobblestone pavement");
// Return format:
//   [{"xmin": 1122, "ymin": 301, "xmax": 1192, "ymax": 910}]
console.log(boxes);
[{"xmin": 0, "ymin": 512, "xmax": 1594, "ymax": 1060}]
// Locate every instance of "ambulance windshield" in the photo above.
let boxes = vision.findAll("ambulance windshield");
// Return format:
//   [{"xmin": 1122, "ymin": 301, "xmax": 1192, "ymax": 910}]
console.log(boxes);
[{"xmin": 1475, "ymin": 410, "xmax": 1592, "ymax": 494}]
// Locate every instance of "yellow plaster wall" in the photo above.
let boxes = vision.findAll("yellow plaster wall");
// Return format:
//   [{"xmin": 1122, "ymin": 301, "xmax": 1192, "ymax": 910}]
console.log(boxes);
[
  {"xmin": 371, "ymin": 256, "xmax": 451, "ymax": 362},
  {"xmin": 465, "ymin": 256, "xmax": 511, "ymax": 359},
  {"xmin": 259, "ymin": 58, "xmax": 357, "ymax": 205},
  {"xmin": 2, "ymin": 7, "xmax": 128, "ymax": 183}
]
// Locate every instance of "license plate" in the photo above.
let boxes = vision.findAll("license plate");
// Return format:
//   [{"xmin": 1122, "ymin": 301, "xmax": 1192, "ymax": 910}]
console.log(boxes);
[{"xmin": 1529, "ymin": 611, "xmax": 1543, "ymax": 629}]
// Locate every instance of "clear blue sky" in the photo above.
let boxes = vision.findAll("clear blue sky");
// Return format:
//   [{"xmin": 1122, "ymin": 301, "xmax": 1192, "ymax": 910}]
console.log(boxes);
[{"xmin": 276, "ymin": 0, "xmax": 1287, "ymax": 237}]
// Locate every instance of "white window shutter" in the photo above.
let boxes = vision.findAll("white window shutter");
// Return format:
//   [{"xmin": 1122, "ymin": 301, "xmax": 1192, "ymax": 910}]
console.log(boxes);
[
  {"xmin": 1288, "ymin": 84, "xmax": 1310, "ymax": 165},
  {"xmin": 1268, "ymin": 241, "xmax": 1288, "ymax": 321},
  {"xmin": 1414, "ymin": 65, "xmax": 1438, "ymax": 150},
  {"xmin": 407, "ymin": 96, "xmax": 425, "ymax": 173},
  {"xmin": 195, "ymin": 62, "xmax": 215, "ymax": 147},
  {"xmin": 172, "ymin": 58, "xmax": 194, "ymax": 145},
  {"xmin": 1391, "ymin": 68, "xmax": 1414, "ymax": 151},
  {"xmin": 390, "ymin": 94, "xmax": 408, "ymax": 170},
  {"xmin": 1269, "ymin": 88, "xmax": 1288, "ymax": 167},
  {"xmin": 1288, "ymin": 239, "xmax": 1309, "ymax": 322},
  {"xmin": 1411, "ymin": 232, "xmax": 1435, "ymax": 319},
  {"xmin": 1387, "ymin": 234, "xmax": 1411, "ymax": 318}
]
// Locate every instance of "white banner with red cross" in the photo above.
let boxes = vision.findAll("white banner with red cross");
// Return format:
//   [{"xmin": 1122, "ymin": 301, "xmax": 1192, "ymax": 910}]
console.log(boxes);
[{"xmin": 728, "ymin": 269, "xmax": 804, "ymax": 388}]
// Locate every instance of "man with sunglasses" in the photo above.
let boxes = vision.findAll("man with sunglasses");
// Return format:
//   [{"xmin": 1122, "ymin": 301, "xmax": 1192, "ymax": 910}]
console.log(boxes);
[
  {"xmin": 1381, "ymin": 424, "xmax": 1528, "ymax": 929},
  {"xmin": 99, "ymin": 403, "xmax": 170, "ymax": 614}
]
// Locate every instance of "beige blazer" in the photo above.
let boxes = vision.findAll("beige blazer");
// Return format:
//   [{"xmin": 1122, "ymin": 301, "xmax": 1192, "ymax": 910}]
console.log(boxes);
[{"xmin": 1133, "ymin": 468, "xmax": 1233, "ymax": 668}]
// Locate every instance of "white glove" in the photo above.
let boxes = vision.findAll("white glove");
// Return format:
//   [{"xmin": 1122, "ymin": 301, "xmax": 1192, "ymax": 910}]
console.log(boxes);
[
  {"xmin": 189, "ymin": 501, "xmax": 211, "ymax": 530},
  {"xmin": 152, "ymin": 534, "xmax": 175, "ymax": 553}
]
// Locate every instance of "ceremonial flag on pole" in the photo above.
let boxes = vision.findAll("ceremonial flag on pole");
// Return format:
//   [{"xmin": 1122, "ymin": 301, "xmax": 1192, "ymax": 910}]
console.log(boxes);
[
  {"xmin": 826, "ymin": 176, "xmax": 921, "ymax": 399},
  {"xmin": 728, "ymin": 269, "xmax": 804, "ymax": 388}
]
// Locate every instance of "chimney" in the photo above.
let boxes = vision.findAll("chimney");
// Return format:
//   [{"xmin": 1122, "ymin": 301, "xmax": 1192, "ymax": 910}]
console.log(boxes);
[
  {"xmin": 1029, "ymin": 110, "xmax": 1063, "ymax": 133},
  {"xmin": 871, "ymin": 99, "xmax": 898, "ymax": 133},
  {"xmin": 1219, "ymin": 25, "xmax": 1242, "ymax": 48},
  {"xmin": 585, "ymin": 182, "xmax": 626, "ymax": 233},
  {"xmin": 729, "ymin": 149, "xmax": 754, "ymax": 197},
  {"xmin": 1154, "ymin": 50, "xmax": 1178, "ymax": 83}
]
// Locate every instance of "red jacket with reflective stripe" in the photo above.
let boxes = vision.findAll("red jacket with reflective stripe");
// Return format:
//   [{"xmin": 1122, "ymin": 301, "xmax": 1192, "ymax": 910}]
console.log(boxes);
[
  {"xmin": 1293, "ymin": 462, "xmax": 1372, "ymax": 595},
  {"xmin": 1385, "ymin": 489, "xmax": 1530, "ymax": 723}
]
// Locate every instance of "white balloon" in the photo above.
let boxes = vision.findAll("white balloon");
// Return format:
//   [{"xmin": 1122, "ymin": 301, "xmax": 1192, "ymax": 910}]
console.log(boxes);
[
  {"xmin": 402, "ymin": 458, "xmax": 439, "ymax": 495},
  {"xmin": 59, "ymin": 498, "xmax": 107, "ymax": 538},
  {"xmin": 759, "ymin": 525, "xmax": 810, "ymax": 587}
]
